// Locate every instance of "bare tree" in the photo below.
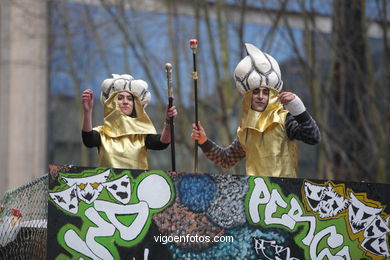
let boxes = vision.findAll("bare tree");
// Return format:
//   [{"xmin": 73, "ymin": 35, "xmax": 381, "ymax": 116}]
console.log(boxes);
[{"xmin": 47, "ymin": 0, "xmax": 389, "ymax": 181}]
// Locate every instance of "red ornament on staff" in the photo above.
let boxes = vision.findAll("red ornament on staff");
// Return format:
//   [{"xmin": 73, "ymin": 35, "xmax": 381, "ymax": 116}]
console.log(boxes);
[{"xmin": 11, "ymin": 208, "xmax": 22, "ymax": 227}]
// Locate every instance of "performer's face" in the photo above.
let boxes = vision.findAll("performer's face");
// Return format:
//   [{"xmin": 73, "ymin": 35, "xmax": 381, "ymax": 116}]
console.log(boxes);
[
  {"xmin": 117, "ymin": 92, "xmax": 134, "ymax": 116},
  {"xmin": 251, "ymin": 87, "xmax": 269, "ymax": 112}
]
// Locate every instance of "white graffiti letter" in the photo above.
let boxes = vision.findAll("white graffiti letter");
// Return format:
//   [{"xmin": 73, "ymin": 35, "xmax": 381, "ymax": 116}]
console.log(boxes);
[
  {"xmin": 94, "ymin": 200, "xmax": 149, "ymax": 241},
  {"xmin": 288, "ymin": 197, "xmax": 316, "ymax": 246},
  {"xmin": 310, "ymin": 226, "xmax": 350, "ymax": 260},
  {"xmin": 249, "ymin": 178, "xmax": 271, "ymax": 223},
  {"xmin": 264, "ymin": 189, "xmax": 295, "ymax": 229},
  {"xmin": 64, "ymin": 207, "xmax": 116, "ymax": 260},
  {"xmin": 64, "ymin": 230, "xmax": 99, "ymax": 260}
]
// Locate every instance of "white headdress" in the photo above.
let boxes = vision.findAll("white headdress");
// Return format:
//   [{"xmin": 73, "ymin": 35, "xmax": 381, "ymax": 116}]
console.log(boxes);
[
  {"xmin": 100, "ymin": 74, "xmax": 152, "ymax": 107},
  {"xmin": 234, "ymin": 43, "xmax": 283, "ymax": 94}
]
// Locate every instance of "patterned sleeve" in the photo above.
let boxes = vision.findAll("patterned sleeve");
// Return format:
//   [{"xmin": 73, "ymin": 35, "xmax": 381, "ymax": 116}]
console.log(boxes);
[
  {"xmin": 199, "ymin": 138, "xmax": 246, "ymax": 168},
  {"xmin": 285, "ymin": 111, "xmax": 321, "ymax": 144}
]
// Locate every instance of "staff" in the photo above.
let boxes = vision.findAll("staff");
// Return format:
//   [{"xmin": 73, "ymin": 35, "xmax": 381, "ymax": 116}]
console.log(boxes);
[
  {"xmin": 165, "ymin": 63, "xmax": 176, "ymax": 171},
  {"xmin": 190, "ymin": 39, "xmax": 199, "ymax": 172}
]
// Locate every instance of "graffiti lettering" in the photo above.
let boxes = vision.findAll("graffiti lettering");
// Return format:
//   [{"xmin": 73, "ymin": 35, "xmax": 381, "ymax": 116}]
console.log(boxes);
[
  {"xmin": 249, "ymin": 178, "xmax": 316, "ymax": 239},
  {"xmin": 253, "ymin": 238, "xmax": 299, "ymax": 260},
  {"xmin": 248, "ymin": 178, "xmax": 270, "ymax": 224},
  {"xmin": 64, "ymin": 207, "xmax": 116, "ymax": 260},
  {"xmin": 94, "ymin": 200, "xmax": 149, "ymax": 241},
  {"xmin": 303, "ymin": 180, "xmax": 390, "ymax": 258},
  {"xmin": 287, "ymin": 198, "xmax": 316, "ymax": 246},
  {"xmin": 47, "ymin": 166, "xmax": 390, "ymax": 259},
  {"xmin": 132, "ymin": 248, "xmax": 149, "ymax": 260},
  {"xmin": 247, "ymin": 177, "xmax": 350, "ymax": 259},
  {"xmin": 49, "ymin": 170, "xmax": 174, "ymax": 259},
  {"xmin": 310, "ymin": 226, "xmax": 350, "ymax": 259},
  {"xmin": 265, "ymin": 189, "xmax": 295, "ymax": 229}
]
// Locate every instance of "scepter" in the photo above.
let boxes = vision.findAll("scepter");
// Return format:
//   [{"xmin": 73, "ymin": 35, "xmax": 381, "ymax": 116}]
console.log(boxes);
[
  {"xmin": 165, "ymin": 63, "xmax": 176, "ymax": 171},
  {"xmin": 190, "ymin": 39, "xmax": 199, "ymax": 173}
]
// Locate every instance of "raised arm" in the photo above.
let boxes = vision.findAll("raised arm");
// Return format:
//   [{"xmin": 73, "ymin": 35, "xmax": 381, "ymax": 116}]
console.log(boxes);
[
  {"xmin": 81, "ymin": 89, "xmax": 102, "ymax": 147},
  {"xmin": 279, "ymin": 92, "xmax": 320, "ymax": 144},
  {"xmin": 82, "ymin": 89, "xmax": 94, "ymax": 132}
]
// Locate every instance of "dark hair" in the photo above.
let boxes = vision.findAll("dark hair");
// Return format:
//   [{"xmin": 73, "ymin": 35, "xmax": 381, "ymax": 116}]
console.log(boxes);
[
  {"xmin": 130, "ymin": 106, "xmax": 137, "ymax": 118},
  {"xmin": 129, "ymin": 93, "xmax": 137, "ymax": 118}
]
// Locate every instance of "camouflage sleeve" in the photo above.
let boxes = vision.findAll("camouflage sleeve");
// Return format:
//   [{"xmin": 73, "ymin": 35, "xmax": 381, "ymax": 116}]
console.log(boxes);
[
  {"xmin": 199, "ymin": 138, "xmax": 246, "ymax": 168},
  {"xmin": 285, "ymin": 111, "xmax": 321, "ymax": 145}
]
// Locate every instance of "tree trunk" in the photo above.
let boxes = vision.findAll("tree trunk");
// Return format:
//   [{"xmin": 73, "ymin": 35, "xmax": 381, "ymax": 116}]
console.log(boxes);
[{"xmin": 332, "ymin": 0, "xmax": 372, "ymax": 181}]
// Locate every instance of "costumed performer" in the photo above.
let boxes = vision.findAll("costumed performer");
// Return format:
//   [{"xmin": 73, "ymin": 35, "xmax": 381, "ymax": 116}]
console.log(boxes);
[
  {"xmin": 191, "ymin": 43, "xmax": 320, "ymax": 177},
  {"xmin": 82, "ymin": 74, "xmax": 177, "ymax": 169}
]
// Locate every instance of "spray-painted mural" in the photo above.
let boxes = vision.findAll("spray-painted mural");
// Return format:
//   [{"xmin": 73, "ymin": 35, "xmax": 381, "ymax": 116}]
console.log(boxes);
[{"xmin": 48, "ymin": 165, "xmax": 390, "ymax": 259}]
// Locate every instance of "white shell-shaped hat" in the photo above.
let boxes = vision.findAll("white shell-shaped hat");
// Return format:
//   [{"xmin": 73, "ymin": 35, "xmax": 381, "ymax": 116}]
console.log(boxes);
[
  {"xmin": 234, "ymin": 43, "xmax": 283, "ymax": 94},
  {"xmin": 100, "ymin": 74, "xmax": 152, "ymax": 107}
]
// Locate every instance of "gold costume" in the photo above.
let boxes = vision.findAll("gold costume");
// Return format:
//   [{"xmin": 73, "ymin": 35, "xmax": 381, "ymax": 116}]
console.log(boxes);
[
  {"xmin": 94, "ymin": 91, "xmax": 156, "ymax": 169},
  {"xmin": 237, "ymin": 88, "xmax": 297, "ymax": 177}
]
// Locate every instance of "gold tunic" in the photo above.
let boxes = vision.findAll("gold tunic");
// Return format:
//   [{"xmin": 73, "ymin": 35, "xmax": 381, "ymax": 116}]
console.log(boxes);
[
  {"xmin": 93, "ymin": 91, "xmax": 157, "ymax": 169},
  {"xmin": 237, "ymin": 88, "xmax": 297, "ymax": 177}
]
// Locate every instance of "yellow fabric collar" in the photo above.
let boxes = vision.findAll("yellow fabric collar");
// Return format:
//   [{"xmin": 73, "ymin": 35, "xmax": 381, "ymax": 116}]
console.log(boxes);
[
  {"xmin": 238, "ymin": 87, "xmax": 286, "ymax": 133},
  {"xmin": 97, "ymin": 90, "xmax": 156, "ymax": 137}
]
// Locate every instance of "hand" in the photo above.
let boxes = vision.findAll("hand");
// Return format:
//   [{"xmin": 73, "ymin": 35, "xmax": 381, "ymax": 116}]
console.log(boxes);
[
  {"xmin": 82, "ymin": 89, "xmax": 94, "ymax": 113},
  {"xmin": 279, "ymin": 92, "xmax": 306, "ymax": 116},
  {"xmin": 166, "ymin": 105, "xmax": 177, "ymax": 120},
  {"xmin": 191, "ymin": 121, "xmax": 207, "ymax": 145},
  {"xmin": 278, "ymin": 92, "xmax": 295, "ymax": 105}
]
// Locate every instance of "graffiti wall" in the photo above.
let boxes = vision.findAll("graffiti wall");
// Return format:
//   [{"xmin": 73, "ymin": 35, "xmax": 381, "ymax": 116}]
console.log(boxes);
[{"xmin": 48, "ymin": 165, "xmax": 390, "ymax": 260}]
